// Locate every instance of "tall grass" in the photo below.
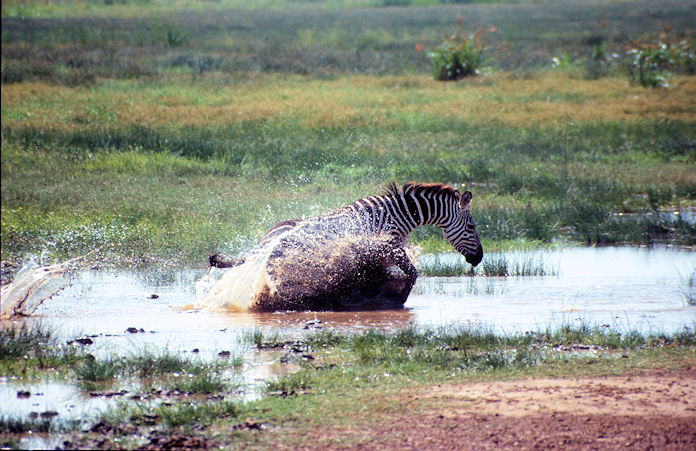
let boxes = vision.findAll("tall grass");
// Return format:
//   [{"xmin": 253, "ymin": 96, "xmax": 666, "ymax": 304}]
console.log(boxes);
[
  {"xmin": 3, "ymin": 113, "xmax": 693, "ymax": 265},
  {"xmin": 2, "ymin": 0, "xmax": 695, "ymax": 266}
]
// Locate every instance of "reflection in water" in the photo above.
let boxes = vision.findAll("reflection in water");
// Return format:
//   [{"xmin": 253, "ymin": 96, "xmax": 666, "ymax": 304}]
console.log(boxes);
[
  {"xmin": 237, "ymin": 310, "xmax": 414, "ymax": 329},
  {"xmin": 0, "ymin": 380, "xmax": 113, "ymax": 421}
]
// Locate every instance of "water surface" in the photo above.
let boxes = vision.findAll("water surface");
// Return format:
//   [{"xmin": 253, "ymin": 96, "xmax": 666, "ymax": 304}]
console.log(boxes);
[{"xmin": 18, "ymin": 246, "xmax": 695, "ymax": 349}]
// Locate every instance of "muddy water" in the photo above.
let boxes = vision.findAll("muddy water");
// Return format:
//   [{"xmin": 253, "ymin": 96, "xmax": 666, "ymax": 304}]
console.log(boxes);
[
  {"xmin": 2, "ymin": 246, "xmax": 694, "ymax": 441},
  {"xmin": 22, "ymin": 246, "xmax": 695, "ymax": 342}
]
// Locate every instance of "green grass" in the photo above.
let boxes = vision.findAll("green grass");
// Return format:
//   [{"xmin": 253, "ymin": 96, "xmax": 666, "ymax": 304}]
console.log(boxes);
[
  {"xmin": 1, "ymin": 0, "xmax": 695, "ymax": 269},
  {"xmin": 417, "ymin": 252, "xmax": 557, "ymax": 277},
  {"xmin": 1, "ymin": 0, "xmax": 528, "ymax": 19},
  {"xmin": 163, "ymin": 371, "xmax": 236, "ymax": 395},
  {"xmin": 153, "ymin": 399, "xmax": 239, "ymax": 427},
  {"xmin": 2, "ymin": 116, "xmax": 694, "ymax": 266},
  {"xmin": 3, "ymin": 322, "xmax": 695, "ymax": 447},
  {"xmin": 253, "ymin": 324, "xmax": 696, "ymax": 395},
  {"xmin": 242, "ymin": 328, "xmax": 290, "ymax": 349},
  {"xmin": 74, "ymin": 323, "xmax": 696, "ymax": 448},
  {"xmin": 74, "ymin": 357, "xmax": 121, "ymax": 390},
  {"xmin": 72, "ymin": 349, "xmax": 231, "ymax": 390},
  {"xmin": 72, "ymin": 348, "xmax": 241, "ymax": 386},
  {"xmin": 0, "ymin": 324, "xmax": 84, "ymax": 378},
  {"xmin": 3, "ymin": 0, "xmax": 694, "ymax": 79}
]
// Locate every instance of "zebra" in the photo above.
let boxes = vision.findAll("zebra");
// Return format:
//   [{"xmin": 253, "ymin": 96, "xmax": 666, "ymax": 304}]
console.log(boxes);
[{"xmin": 210, "ymin": 182, "xmax": 483, "ymax": 268}]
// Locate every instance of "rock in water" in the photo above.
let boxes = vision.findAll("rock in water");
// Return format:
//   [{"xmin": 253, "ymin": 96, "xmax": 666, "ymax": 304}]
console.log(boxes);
[{"xmin": 200, "ymin": 233, "xmax": 417, "ymax": 312}]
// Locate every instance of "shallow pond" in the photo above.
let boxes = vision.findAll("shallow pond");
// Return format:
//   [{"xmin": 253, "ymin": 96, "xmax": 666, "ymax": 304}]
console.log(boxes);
[
  {"xmin": 9, "ymin": 246, "xmax": 695, "ymax": 351},
  {"xmin": 2, "ymin": 245, "xmax": 694, "ymax": 444},
  {"xmin": 412, "ymin": 246, "xmax": 695, "ymax": 334}
]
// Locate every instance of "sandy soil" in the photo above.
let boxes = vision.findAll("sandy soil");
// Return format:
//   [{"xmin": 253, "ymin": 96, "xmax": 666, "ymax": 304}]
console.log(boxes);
[{"xmin": 301, "ymin": 367, "xmax": 696, "ymax": 450}]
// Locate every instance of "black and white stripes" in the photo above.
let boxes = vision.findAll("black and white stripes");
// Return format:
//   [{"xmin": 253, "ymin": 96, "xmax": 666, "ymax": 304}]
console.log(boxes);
[{"xmin": 259, "ymin": 182, "xmax": 483, "ymax": 267}]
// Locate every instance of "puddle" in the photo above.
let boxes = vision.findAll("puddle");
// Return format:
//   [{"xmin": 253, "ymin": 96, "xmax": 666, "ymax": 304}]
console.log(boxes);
[
  {"xmin": 0, "ymin": 379, "xmax": 114, "ymax": 422},
  {"xmin": 0, "ymin": 378, "xmax": 114, "ymax": 450}
]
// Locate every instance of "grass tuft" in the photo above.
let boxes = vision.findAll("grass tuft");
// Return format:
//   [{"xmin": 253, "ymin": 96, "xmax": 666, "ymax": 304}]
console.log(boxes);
[
  {"xmin": 165, "ymin": 372, "xmax": 236, "ymax": 395},
  {"xmin": 152, "ymin": 400, "xmax": 239, "ymax": 427},
  {"xmin": 74, "ymin": 356, "xmax": 121, "ymax": 390},
  {"xmin": 680, "ymin": 268, "xmax": 696, "ymax": 306},
  {"xmin": 0, "ymin": 324, "xmax": 84, "ymax": 377},
  {"xmin": 417, "ymin": 253, "xmax": 557, "ymax": 277}
]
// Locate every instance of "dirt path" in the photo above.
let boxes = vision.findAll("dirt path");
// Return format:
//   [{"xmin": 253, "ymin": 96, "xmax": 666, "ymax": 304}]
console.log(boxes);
[{"xmin": 295, "ymin": 367, "xmax": 696, "ymax": 449}]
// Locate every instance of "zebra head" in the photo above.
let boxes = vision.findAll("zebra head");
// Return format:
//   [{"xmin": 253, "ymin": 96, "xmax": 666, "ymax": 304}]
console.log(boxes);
[{"xmin": 443, "ymin": 190, "xmax": 483, "ymax": 267}]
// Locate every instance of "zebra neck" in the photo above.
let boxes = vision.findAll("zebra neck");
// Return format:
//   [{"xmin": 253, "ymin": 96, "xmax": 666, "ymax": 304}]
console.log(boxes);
[
  {"xmin": 385, "ymin": 189, "xmax": 458, "ymax": 241},
  {"xmin": 382, "ymin": 193, "xmax": 444, "ymax": 240}
]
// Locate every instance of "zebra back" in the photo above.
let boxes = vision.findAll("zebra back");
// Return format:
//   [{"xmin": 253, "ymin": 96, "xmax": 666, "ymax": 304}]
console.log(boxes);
[{"xmin": 258, "ymin": 182, "xmax": 483, "ymax": 266}]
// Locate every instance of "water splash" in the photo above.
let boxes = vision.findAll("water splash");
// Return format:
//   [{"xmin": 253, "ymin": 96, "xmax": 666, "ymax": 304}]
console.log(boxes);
[
  {"xmin": 1, "ymin": 260, "xmax": 71, "ymax": 319},
  {"xmin": 196, "ymin": 220, "xmax": 415, "ymax": 312},
  {"xmin": 197, "ymin": 243, "xmax": 279, "ymax": 312},
  {"xmin": 0, "ymin": 250, "xmax": 101, "ymax": 319}
]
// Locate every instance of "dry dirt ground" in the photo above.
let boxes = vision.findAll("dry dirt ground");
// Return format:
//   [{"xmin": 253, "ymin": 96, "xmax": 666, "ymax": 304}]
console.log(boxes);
[{"xmin": 291, "ymin": 367, "xmax": 696, "ymax": 450}]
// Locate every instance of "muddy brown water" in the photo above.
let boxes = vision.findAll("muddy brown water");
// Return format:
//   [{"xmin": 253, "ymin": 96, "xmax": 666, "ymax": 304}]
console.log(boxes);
[
  {"xmin": 15, "ymin": 246, "xmax": 696, "ymax": 340},
  {"xmin": 1, "ymin": 246, "xmax": 694, "ymax": 448}
]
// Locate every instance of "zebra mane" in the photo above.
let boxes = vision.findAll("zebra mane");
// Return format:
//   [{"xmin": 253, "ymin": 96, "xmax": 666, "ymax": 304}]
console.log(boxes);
[{"xmin": 383, "ymin": 182, "xmax": 459, "ymax": 199}]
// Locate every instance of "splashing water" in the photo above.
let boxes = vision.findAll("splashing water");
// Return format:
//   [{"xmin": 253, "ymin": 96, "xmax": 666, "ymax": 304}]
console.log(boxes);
[
  {"xmin": 1, "ymin": 260, "xmax": 71, "ymax": 319},
  {"xmin": 196, "ymin": 221, "xmax": 415, "ymax": 312},
  {"xmin": 197, "ymin": 242, "xmax": 279, "ymax": 312}
]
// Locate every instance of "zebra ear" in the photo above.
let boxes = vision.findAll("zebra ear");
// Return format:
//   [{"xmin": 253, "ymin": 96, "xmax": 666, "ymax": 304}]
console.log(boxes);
[{"xmin": 459, "ymin": 190, "xmax": 472, "ymax": 210}]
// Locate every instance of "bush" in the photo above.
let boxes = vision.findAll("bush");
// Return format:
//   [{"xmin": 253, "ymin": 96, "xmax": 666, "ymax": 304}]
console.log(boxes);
[
  {"xmin": 626, "ymin": 29, "xmax": 695, "ymax": 87},
  {"xmin": 429, "ymin": 24, "xmax": 486, "ymax": 81}
]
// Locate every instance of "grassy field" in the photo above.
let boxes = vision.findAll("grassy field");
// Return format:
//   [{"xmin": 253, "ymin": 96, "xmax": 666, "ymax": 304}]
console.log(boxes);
[{"xmin": 2, "ymin": 0, "xmax": 695, "ymax": 271}]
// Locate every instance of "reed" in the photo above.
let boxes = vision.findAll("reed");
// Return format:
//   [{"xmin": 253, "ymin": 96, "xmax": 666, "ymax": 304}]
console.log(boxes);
[
  {"xmin": 417, "ymin": 252, "xmax": 557, "ymax": 277},
  {"xmin": 681, "ymin": 268, "xmax": 696, "ymax": 306}
]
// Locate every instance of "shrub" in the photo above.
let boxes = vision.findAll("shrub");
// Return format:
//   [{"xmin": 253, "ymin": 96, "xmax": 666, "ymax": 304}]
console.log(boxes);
[
  {"xmin": 429, "ymin": 24, "xmax": 486, "ymax": 81},
  {"xmin": 626, "ymin": 28, "xmax": 695, "ymax": 87}
]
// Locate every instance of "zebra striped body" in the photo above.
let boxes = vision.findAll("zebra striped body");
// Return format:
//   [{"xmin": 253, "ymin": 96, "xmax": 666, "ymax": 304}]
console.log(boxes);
[{"xmin": 259, "ymin": 182, "xmax": 483, "ymax": 266}]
